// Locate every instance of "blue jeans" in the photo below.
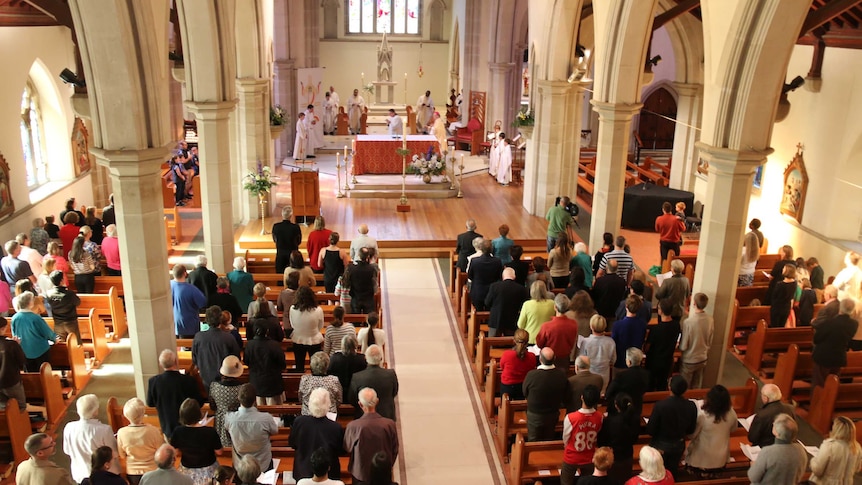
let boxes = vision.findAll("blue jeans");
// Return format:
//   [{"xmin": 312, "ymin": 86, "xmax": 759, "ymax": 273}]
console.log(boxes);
[{"xmin": 547, "ymin": 236, "xmax": 557, "ymax": 252}]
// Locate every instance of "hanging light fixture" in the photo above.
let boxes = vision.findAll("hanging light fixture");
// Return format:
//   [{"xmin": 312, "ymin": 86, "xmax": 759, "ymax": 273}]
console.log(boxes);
[{"xmin": 417, "ymin": 42, "xmax": 424, "ymax": 78}]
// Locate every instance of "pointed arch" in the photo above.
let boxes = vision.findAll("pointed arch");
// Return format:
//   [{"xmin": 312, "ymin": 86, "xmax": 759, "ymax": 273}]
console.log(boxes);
[{"xmin": 448, "ymin": 18, "xmax": 460, "ymax": 91}]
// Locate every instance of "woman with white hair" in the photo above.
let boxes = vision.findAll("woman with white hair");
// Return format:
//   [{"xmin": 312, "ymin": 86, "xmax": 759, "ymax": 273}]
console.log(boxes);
[
  {"xmin": 227, "ymin": 256, "xmax": 255, "ymax": 311},
  {"xmin": 10, "ymin": 291, "xmax": 57, "ymax": 371},
  {"xmin": 116, "ymin": 397, "xmax": 164, "ymax": 484},
  {"xmin": 63, "ymin": 394, "xmax": 121, "ymax": 484},
  {"xmin": 298, "ymin": 352, "xmax": 342, "ymax": 415},
  {"xmin": 625, "ymin": 446, "xmax": 673, "ymax": 485},
  {"xmin": 101, "ymin": 224, "xmax": 121, "ymax": 276},
  {"xmin": 29, "ymin": 217, "xmax": 49, "ymax": 255},
  {"xmin": 288, "ymin": 388, "xmax": 344, "ymax": 481},
  {"xmin": 570, "ymin": 242, "xmax": 593, "ymax": 288},
  {"xmin": 517, "ymin": 280, "xmax": 556, "ymax": 344}
]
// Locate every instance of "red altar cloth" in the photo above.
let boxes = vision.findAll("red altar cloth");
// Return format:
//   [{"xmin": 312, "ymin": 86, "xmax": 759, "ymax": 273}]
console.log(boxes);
[{"xmin": 352, "ymin": 134, "xmax": 441, "ymax": 174}]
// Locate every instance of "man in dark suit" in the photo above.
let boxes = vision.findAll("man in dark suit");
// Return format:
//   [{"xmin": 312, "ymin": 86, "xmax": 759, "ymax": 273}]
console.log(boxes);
[
  {"xmin": 812, "ymin": 298, "xmax": 859, "ymax": 387},
  {"xmin": 523, "ymin": 347, "xmax": 568, "ymax": 441},
  {"xmin": 146, "ymin": 349, "xmax": 204, "ymax": 436},
  {"xmin": 467, "ymin": 240, "xmax": 502, "ymax": 312},
  {"xmin": 812, "ymin": 284, "xmax": 839, "ymax": 327},
  {"xmin": 455, "ymin": 219, "xmax": 482, "ymax": 272},
  {"xmin": 271, "ymin": 205, "xmax": 302, "ymax": 274},
  {"xmin": 605, "ymin": 347, "xmax": 650, "ymax": 414},
  {"xmin": 188, "ymin": 254, "xmax": 219, "ymax": 301},
  {"xmin": 646, "ymin": 376, "xmax": 697, "ymax": 478},
  {"xmin": 591, "ymin": 259, "xmax": 628, "ymax": 320},
  {"xmin": 747, "ymin": 383, "xmax": 796, "ymax": 447},
  {"xmin": 348, "ymin": 345, "xmax": 398, "ymax": 421},
  {"xmin": 485, "ymin": 267, "xmax": 530, "ymax": 336},
  {"xmin": 565, "ymin": 356, "xmax": 604, "ymax": 413}
]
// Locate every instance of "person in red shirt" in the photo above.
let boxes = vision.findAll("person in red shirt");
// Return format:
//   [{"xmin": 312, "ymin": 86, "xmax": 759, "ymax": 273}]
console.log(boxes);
[
  {"xmin": 562, "ymin": 384, "xmax": 603, "ymax": 485},
  {"xmin": 655, "ymin": 201, "xmax": 685, "ymax": 263},
  {"xmin": 536, "ymin": 294, "xmax": 579, "ymax": 369},
  {"xmin": 58, "ymin": 212, "xmax": 81, "ymax": 259},
  {"xmin": 306, "ymin": 216, "xmax": 333, "ymax": 273},
  {"xmin": 498, "ymin": 329, "xmax": 537, "ymax": 401}
]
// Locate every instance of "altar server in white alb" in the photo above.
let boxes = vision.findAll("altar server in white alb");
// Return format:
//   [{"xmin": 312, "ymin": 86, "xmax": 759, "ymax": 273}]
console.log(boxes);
[
  {"xmin": 293, "ymin": 112, "xmax": 308, "ymax": 162},
  {"xmin": 328, "ymin": 85, "xmax": 340, "ymax": 109},
  {"xmin": 488, "ymin": 121, "xmax": 503, "ymax": 177},
  {"xmin": 304, "ymin": 104, "xmax": 324, "ymax": 158},
  {"xmin": 415, "ymin": 90, "xmax": 434, "ymax": 134},
  {"xmin": 347, "ymin": 89, "xmax": 366, "ymax": 135},
  {"xmin": 496, "ymin": 135, "xmax": 513, "ymax": 186},
  {"xmin": 387, "ymin": 109, "xmax": 403, "ymax": 136},
  {"xmin": 323, "ymin": 92, "xmax": 338, "ymax": 135}
]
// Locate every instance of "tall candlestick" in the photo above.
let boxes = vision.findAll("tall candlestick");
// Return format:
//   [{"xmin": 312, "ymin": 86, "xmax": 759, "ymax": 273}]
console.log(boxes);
[
  {"xmin": 404, "ymin": 73, "xmax": 408, "ymax": 105},
  {"xmin": 344, "ymin": 145, "xmax": 347, "ymax": 159},
  {"xmin": 336, "ymin": 153, "xmax": 344, "ymax": 198},
  {"xmin": 361, "ymin": 72, "xmax": 365, "ymax": 86}
]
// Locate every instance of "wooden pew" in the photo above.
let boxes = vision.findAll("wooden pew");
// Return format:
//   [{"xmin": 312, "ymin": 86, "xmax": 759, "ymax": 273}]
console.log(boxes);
[
  {"xmin": 44, "ymin": 308, "xmax": 110, "ymax": 368},
  {"xmin": 164, "ymin": 206, "xmax": 182, "ymax": 243},
  {"xmin": 642, "ymin": 157, "xmax": 670, "ymax": 179},
  {"xmin": 641, "ymin": 378, "xmax": 759, "ymax": 419},
  {"xmin": 91, "ymin": 276, "xmax": 124, "ymax": 296},
  {"xmin": 465, "ymin": 309, "xmax": 490, "ymax": 358},
  {"xmin": 809, "ymin": 374, "xmax": 862, "ymax": 435},
  {"xmin": 474, "ymin": 334, "xmax": 514, "ymax": 388},
  {"xmin": 734, "ymin": 286, "xmax": 769, "ymax": 306},
  {"xmin": 77, "ymin": 286, "xmax": 127, "ymax": 340},
  {"xmin": 728, "ymin": 300, "xmax": 770, "ymax": 349},
  {"xmin": 2, "ymin": 399, "xmax": 32, "ymax": 472},
  {"xmin": 742, "ymin": 320, "xmax": 814, "ymax": 376},
  {"xmin": 46, "ymin": 333, "xmax": 89, "ymax": 393},
  {"xmin": 20, "ymin": 363, "xmax": 68, "ymax": 431},
  {"xmin": 484, "ymin": 358, "xmax": 501, "ymax": 419},
  {"xmin": 756, "ymin": 254, "xmax": 782, "ymax": 271},
  {"xmin": 774, "ymin": 345, "xmax": 862, "ymax": 407}
]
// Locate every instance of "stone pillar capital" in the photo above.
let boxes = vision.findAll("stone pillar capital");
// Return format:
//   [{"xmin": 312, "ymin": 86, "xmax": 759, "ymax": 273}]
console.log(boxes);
[
  {"xmin": 489, "ymin": 62, "xmax": 517, "ymax": 72},
  {"xmin": 185, "ymin": 99, "xmax": 238, "ymax": 120},
  {"xmin": 536, "ymin": 79, "xmax": 574, "ymax": 96},
  {"xmin": 590, "ymin": 100, "xmax": 643, "ymax": 121},
  {"xmin": 236, "ymin": 77, "xmax": 270, "ymax": 91},
  {"xmin": 672, "ymin": 82, "xmax": 703, "ymax": 97},
  {"xmin": 695, "ymin": 142, "xmax": 771, "ymax": 176},
  {"xmin": 91, "ymin": 143, "xmax": 174, "ymax": 177}
]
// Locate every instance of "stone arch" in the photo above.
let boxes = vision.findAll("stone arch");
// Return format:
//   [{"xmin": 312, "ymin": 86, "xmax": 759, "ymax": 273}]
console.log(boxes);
[
  {"xmin": 700, "ymin": 0, "xmax": 811, "ymax": 150},
  {"xmin": 428, "ymin": 0, "xmax": 445, "ymax": 41},
  {"xmin": 322, "ymin": 0, "xmax": 339, "ymax": 39},
  {"xmin": 176, "ymin": 0, "xmax": 237, "ymax": 103},
  {"xmin": 538, "ymin": 0, "xmax": 583, "ymax": 82},
  {"xmin": 235, "ymin": 0, "xmax": 266, "ymax": 79},
  {"xmin": 656, "ymin": 0, "xmax": 704, "ymax": 86},
  {"xmin": 448, "ymin": 18, "xmax": 460, "ymax": 92},
  {"xmin": 637, "ymin": 83, "xmax": 678, "ymax": 150},
  {"xmin": 591, "ymin": 0, "xmax": 658, "ymax": 104}
]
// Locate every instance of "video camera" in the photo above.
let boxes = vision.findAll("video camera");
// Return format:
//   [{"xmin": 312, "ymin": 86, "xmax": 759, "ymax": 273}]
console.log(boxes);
[{"xmin": 555, "ymin": 196, "xmax": 580, "ymax": 218}]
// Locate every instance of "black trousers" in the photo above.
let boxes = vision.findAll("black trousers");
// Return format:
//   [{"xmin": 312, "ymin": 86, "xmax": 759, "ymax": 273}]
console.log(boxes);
[{"xmin": 660, "ymin": 240, "xmax": 680, "ymax": 262}]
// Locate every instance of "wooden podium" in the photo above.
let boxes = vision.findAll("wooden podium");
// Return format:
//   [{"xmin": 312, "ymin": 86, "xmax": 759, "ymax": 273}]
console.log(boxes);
[{"xmin": 291, "ymin": 169, "xmax": 320, "ymax": 221}]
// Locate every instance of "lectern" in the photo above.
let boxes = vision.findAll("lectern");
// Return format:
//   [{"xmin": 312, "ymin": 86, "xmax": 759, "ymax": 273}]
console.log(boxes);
[{"xmin": 291, "ymin": 169, "xmax": 320, "ymax": 222}]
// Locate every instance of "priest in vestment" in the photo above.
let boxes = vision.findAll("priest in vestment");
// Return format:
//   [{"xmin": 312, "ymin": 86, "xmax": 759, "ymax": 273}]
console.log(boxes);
[
  {"xmin": 387, "ymin": 109, "xmax": 403, "ymax": 136},
  {"xmin": 347, "ymin": 89, "xmax": 366, "ymax": 135},
  {"xmin": 416, "ymin": 90, "xmax": 434, "ymax": 134},
  {"xmin": 329, "ymin": 85, "xmax": 340, "ymax": 108},
  {"xmin": 488, "ymin": 126, "xmax": 503, "ymax": 177},
  {"xmin": 429, "ymin": 112, "xmax": 447, "ymax": 155},
  {"xmin": 323, "ymin": 92, "xmax": 337, "ymax": 135},
  {"xmin": 293, "ymin": 112, "xmax": 308, "ymax": 161},
  {"xmin": 496, "ymin": 136, "xmax": 513, "ymax": 186},
  {"xmin": 304, "ymin": 104, "xmax": 324, "ymax": 157}
]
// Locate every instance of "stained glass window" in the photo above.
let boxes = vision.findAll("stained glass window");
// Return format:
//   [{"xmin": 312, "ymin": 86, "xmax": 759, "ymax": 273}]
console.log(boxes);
[
  {"xmin": 347, "ymin": 0, "xmax": 420, "ymax": 35},
  {"xmin": 20, "ymin": 81, "xmax": 47, "ymax": 188}
]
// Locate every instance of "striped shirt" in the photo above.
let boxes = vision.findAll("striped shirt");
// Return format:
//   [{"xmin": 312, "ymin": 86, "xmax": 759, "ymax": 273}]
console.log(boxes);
[
  {"xmin": 598, "ymin": 249, "xmax": 634, "ymax": 281},
  {"xmin": 323, "ymin": 322, "xmax": 356, "ymax": 356}
]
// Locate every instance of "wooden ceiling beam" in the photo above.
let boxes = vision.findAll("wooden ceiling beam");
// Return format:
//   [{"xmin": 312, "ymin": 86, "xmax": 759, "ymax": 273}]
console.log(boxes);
[
  {"xmin": 653, "ymin": 0, "xmax": 700, "ymax": 31},
  {"xmin": 23, "ymin": 0, "xmax": 71, "ymax": 28},
  {"xmin": 799, "ymin": 0, "xmax": 862, "ymax": 38}
]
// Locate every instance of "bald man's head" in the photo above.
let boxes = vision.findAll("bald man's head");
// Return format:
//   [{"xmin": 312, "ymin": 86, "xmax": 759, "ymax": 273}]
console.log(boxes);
[
  {"xmin": 502, "ymin": 267, "xmax": 516, "ymax": 280},
  {"xmin": 539, "ymin": 347, "xmax": 555, "ymax": 366},
  {"xmin": 358, "ymin": 224, "xmax": 369, "ymax": 235}
]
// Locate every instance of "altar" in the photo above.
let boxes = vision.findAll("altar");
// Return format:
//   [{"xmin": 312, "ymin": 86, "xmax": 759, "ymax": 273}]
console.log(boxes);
[{"xmin": 352, "ymin": 134, "xmax": 441, "ymax": 174}]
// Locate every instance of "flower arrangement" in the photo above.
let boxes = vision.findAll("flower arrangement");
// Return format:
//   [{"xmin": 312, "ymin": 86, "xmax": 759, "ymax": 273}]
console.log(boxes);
[
  {"xmin": 407, "ymin": 145, "xmax": 446, "ymax": 177},
  {"xmin": 362, "ymin": 83, "xmax": 375, "ymax": 95},
  {"xmin": 513, "ymin": 108, "xmax": 534, "ymax": 127},
  {"xmin": 242, "ymin": 161, "xmax": 278, "ymax": 196},
  {"xmin": 270, "ymin": 105, "xmax": 286, "ymax": 126}
]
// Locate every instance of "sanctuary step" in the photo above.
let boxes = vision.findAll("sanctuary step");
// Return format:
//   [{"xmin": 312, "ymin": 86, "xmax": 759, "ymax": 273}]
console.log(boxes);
[{"xmin": 349, "ymin": 177, "xmax": 456, "ymax": 199}]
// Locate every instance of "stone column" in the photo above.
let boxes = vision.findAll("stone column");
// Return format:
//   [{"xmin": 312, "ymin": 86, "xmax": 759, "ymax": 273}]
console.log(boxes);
[
  {"xmin": 522, "ymin": 80, "xmax": 586, "ymax": 216},
  {"xmin": 186, "ymin": 100, "xmax": 238, "ymax": 274},
  {"xmin": 588, "ymin": 101, "xmax": 641, "ymax": 254},
  {"xmin": 235, "ymin": 78, "xmax": 270, "ymax": 224},
  {"xmin": 91, "ymin": 146, "xmax": 175, "ymax": 398},
  {"xmin": 488, "ymin": 62, "xmax": 517, "ymax": 130},
  {"xmin": 273, "ymin": 59, "xmax": 296, "ymax": 163},
  {"xmin": 669, "ymin": 83, "xmax": 703, "ymax": 191},
  {"xmin": 692, "ymin": 143, "xmax": 769, "ymax": 387}
]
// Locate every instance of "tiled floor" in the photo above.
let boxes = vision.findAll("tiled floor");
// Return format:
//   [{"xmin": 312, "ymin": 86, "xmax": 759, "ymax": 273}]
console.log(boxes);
[{"xmin": 381, "ymin": 258, "xmax": 506, "ymax": 485}]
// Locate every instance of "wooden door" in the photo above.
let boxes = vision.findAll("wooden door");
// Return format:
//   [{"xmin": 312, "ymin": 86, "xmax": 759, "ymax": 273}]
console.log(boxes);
[{"xmin": 638, "ymin": 87, "xmax": 677, "ymax": 150}]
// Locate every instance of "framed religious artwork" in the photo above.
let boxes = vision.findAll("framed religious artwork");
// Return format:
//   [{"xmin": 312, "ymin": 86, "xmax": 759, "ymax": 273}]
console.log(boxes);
[
  {"xmin": 71, "ymin": 117, "xmax": 91, "ymax": 176},
  {"xmin": 779, "ymin": 143, "xmax": 808, "ymax": 223},
  {"xmin": 0, "ymin": 152, "xmax": 13, "ymax": 220}
]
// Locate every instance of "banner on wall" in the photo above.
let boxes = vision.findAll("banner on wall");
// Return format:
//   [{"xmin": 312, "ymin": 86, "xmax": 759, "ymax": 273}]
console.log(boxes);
[{"xmin": 297, "ymin": 68, "xmax": 325, "ymax": 147}]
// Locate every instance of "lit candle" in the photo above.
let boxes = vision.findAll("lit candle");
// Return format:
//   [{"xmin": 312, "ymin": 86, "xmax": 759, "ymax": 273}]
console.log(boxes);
[
  {"xmin": 336, "ymin": 152, "xmax": 340, "ymax": 167},
  {"xmin": 344, "ymin": 145, "xmax": 348, "ymax": 158},
  {"xmin": 461, "ymin": 153, "xmax": 465, "ymax": 167},
  {"xmin": 361, "ymin": 72, "xmax": 365, "ymax": 85}
]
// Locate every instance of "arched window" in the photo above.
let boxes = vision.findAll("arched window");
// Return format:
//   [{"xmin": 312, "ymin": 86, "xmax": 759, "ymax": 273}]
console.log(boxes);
[
  {"xmin": 20, "ymin": 81, "xmax": 48, "ymax": 189},
  {"xmin": 348, "ymin": 0, "xmax": 421, "ymax": 35}
]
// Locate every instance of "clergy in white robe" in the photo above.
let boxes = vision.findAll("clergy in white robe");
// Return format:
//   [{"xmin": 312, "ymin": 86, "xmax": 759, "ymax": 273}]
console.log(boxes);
[
  {"xmin": 329, "ymin": 86, "xmax": 340, "ymax": 109},
  {"xmin": 323, "ymin": 92, "xmax": 337, "ymax": 135},
  {"xmin": 415, "ymin": 90, "xmax": 434, "ymax": 133},
  {"xmin": 347, "ymin": 89, "xmax": 365, "ymax": 134},
  {"xmin": 293, "ymin": 112, "xmax": 308, "ymax": 161},
  {"xmin": 488, "ymin": 130, "xmax": 503, "ymax": 177},
  {"xmin": 429, "ymin": 112, "xmax": 448, "ymax": 155},
  {"xmin": 304, "ymin": 105, "xmax": 324, "ymax": 157},
  {"xmin": 387, "ymin": 109, "xmax": 403, "ymax": 136},
  {"xmin": 496, "ymin": 137, "xmax": 513, "ymax": 186}
]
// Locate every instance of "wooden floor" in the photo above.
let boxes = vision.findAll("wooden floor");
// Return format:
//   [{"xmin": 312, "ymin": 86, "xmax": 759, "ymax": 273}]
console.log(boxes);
[{"xmin": 237, "ymin": 154, "xmax": 549, "ymax": 252}]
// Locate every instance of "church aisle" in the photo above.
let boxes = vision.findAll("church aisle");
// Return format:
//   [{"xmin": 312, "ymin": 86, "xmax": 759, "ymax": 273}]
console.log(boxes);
[{"xmin": 381, "ymin": 258, "xmax": 506, "ymax": 485}]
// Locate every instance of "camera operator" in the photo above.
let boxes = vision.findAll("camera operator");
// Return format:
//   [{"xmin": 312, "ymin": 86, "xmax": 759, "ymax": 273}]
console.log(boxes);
[{"xmin": 545, "ymin": 196, "xmax": 577, "ymax": 252}]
